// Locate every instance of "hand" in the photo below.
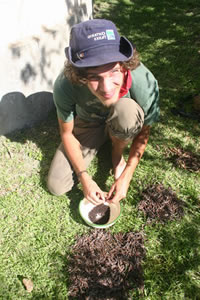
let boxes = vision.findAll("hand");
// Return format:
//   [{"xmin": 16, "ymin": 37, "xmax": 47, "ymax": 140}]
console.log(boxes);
[
  {"xmin": 82, "ymin": 177, "xmax": 107, "ymax": 205},
  {"xmin": 107, "ymin": 174, "xmax": 130, "ymax": 203}
]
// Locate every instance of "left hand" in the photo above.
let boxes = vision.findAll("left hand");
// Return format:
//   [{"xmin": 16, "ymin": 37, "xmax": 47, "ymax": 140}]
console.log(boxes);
[{"xmin": 106, "ymin": 174, "xmax": 131, "ymax": 203}]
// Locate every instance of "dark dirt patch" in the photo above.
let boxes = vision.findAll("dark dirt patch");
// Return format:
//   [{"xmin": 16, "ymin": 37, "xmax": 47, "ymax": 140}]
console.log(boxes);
[
  {"xmin": 137, "ymin": 183, "xmax": 185, "ymax": 224},
  {"xmin": 89, "ymin": 204, "xmax": 110, "ymax": 225},
  {"xmin": 67, "ymin": 230, "xmax": 145, "ymax": 299},
  {"xmin": 166, "ymin": 147, "xmax": 200, "ymax": 172}
]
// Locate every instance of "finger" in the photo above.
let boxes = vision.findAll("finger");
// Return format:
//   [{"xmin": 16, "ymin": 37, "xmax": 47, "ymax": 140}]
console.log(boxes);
[
  {"xmin": 107, "ymin": 185, "xmax": 115, "ymax": 200},
  {"xmin": 89, "ymin": 198, "xmax": 100, "ymax": 205},
  {"xmin": 96, "ymin": 191, "xmax": 106, "ymax": 202},
  {"xmin": 87, "ymin": 194, "xmax": 99, "ymax": 205},
  {"xmin": 103, "ymin": 192, "xmax": 108, "ymax": 201},
  {"xmin": 110, "ymin": 193, "xmax": 121, "ymax": 203},
  {"xmin": 87, "ymin": 197, "xmax": 96, "ymax": 205},
  {"xmin": 90, "ymin": 193, "xmax": 103, "ymax": 205}
]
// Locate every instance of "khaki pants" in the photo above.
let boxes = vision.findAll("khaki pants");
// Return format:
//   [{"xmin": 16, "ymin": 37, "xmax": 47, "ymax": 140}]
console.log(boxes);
[{"xmin": 47, "ymin": 98, "xmax": 144, "ymax": 196}]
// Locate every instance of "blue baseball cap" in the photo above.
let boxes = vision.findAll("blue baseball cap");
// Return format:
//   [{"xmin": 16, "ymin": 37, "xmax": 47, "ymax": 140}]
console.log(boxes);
[{"xmin": 65, "ymin": 19, "xmax": 134, "ymax": 68}]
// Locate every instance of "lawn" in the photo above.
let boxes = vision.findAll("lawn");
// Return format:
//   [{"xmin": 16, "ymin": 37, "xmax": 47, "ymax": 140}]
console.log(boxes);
[{"xmin": 0, "ymin": 0, "xmax": 200, "ymax": 298}]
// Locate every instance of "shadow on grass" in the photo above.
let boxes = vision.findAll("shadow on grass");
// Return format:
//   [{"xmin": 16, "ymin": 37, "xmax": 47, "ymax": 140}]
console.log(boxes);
[
  {"xmin": 144, "ymin": 215, "xmax": 200, "ymax": 298},
  {"xmin": 93, "ymin": 140, "xmax": 113, "ymax": 191},
  {"xmin": 68, "ymin": 186, "xmax": 87, "ymax": 226}
]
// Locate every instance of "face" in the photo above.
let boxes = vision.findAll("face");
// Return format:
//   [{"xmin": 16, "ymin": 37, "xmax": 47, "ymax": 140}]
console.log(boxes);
[{"xmin": 86, "ymin": 62, "xmax": 125, "ymax": 107}]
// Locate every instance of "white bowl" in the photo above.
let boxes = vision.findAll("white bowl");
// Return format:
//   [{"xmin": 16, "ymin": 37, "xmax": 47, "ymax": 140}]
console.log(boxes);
[{"xmin": 79, "ymin": 198, "xmax": 122, "ymax": 228}]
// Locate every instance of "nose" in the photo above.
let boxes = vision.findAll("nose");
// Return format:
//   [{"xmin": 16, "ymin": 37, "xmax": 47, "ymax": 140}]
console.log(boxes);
[{"xmin": 99, "ymin": 77, "xmax": 113, "ymax": 93}]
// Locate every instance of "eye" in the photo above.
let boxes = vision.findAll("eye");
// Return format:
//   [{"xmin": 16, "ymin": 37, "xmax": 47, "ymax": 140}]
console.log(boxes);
[
  {"xmin": 111, "ymin": 68, "xmax": 121, "ymax": 74},
  {"xmin": 87, "ymin": 75, "xmax": 100, "ymax": 81}
]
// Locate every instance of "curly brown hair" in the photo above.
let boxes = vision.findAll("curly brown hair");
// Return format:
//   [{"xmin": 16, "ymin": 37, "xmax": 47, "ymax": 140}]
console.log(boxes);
[{"xmin": 64, "ymin": 49, "xmax": 140, "ymax": 85}]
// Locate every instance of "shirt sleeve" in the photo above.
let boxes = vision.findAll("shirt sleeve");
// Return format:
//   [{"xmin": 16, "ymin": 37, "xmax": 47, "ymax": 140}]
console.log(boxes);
[
  {"xmin": 53, "ymin": 72, "xmax": 76, "ymax": 122},
  {"xmin": 130, "ymin": 63, "xmax": 160, "ymax": 125}
]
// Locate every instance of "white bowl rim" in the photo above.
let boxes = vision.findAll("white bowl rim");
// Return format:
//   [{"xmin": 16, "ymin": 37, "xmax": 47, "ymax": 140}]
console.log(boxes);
[{"xmin": 79, "ymin": 198, "xmax": 122, "ymax": 228}]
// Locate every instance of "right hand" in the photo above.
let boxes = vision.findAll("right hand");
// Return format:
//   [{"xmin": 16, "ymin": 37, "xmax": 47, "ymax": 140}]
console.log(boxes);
[{"xmin": 81, "ymin": 176, "xmax": 107, "ymax": 205}]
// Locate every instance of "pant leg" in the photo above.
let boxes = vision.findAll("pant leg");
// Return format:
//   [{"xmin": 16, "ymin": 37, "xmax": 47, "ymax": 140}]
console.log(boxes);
[
  {"xmin": 47, "ymin": 117, "xmax": 108, "ymax": 196},
  {"xmin": 106, "ymin": 98, "xmax": 145, "ymax": 140}
]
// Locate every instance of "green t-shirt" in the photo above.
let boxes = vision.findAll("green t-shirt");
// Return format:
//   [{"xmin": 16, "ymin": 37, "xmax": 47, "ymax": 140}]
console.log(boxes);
[{"xmin": 53, "ymin": 62, "xmax": 160, "ymax": 125}]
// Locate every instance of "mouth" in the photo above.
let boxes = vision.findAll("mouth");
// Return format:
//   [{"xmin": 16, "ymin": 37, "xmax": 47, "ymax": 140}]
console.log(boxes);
[{"xmin": 100, "ymin": 91, "xmax": 116, "ymax": 100}]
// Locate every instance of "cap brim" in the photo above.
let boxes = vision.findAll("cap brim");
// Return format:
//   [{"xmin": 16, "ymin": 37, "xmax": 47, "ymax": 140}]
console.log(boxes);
[{"xmin": 65, "ymin": 36, "xmax": 133, "ymax": 68}]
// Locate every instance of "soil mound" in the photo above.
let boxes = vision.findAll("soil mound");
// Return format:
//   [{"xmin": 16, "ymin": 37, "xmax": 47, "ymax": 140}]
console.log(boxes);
[
  {"xmin": 68, "ymin": 230, "xmax": 145, "ymax": 299},
  {"xmin": 137, "ymin": 183, "xmax": 185, "ymax": 223}
]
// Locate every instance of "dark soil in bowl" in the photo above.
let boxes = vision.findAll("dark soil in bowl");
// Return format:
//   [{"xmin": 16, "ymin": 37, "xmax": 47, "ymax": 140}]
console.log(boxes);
[{"xmin": 88, "ymin": 203, "xmax": 111, "ymax": 225}]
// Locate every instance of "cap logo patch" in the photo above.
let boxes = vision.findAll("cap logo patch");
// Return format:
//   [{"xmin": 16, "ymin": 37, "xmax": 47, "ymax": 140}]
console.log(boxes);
[
  {"xmin": 106, "ymin": 29, "xmax": 115, "ymax": 40},
  {"xmin": 87, "ymin": 32, "xmax": 106, "ymax": 41}
]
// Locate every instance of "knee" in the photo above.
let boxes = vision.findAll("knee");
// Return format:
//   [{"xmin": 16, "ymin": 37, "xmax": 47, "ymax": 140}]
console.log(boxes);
[
  {"xmin": 107, "ymin": 98, "xmax": 144, "ymax": 140},
  {"xmin": 47, "ymin": 175, "xmax": 73, "ymax": 196}
]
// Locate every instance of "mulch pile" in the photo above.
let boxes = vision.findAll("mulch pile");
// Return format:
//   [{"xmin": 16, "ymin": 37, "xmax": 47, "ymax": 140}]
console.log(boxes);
[
  {"xmin": 137, "ymin": 183, "xmax": 185, "ymax": 223},
  {"xmin": 68, "ymin": 182, "xmax": 186, "ymax": 298},
  {"xmin": 166, "ymin": 147, "xmax": 200, "ymax": 172},
  {"xmin": 67, "ymin": 230, "xmax": 145, "ymax": 299}
]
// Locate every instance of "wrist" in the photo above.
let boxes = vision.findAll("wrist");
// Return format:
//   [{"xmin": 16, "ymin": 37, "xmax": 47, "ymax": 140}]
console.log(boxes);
[
  {"xmin": 77, "ymin": 170, "xmax": 88, "ymax": 179},
  {"xmin": 77, "ymin": 170, "xmax": 91, "ymax": 184}
]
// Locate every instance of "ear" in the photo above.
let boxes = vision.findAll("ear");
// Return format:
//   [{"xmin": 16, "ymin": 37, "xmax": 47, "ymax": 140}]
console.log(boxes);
[{"xmin": 79, "ymin": 78, "xmax": 87, "ymax": 85}]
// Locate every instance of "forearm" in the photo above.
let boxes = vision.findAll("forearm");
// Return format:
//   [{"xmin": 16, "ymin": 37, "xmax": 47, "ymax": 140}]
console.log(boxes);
[
  {"xmin": 61, "ymin": 132, "xmax": 85, "ymax": 174},
  {"xmin": 62, "ymin": 130, "xmax": 107, "ymax": 203},
  {"xmin": 58, "ymin": 118, "xmax": 89, "ymax": 179},
  {"xmin": 58, "ymin": 119, "xmax": 105, "ymax": 204},
  {"xmin": 123, "ymin": 125, "xmax": 150, "ymax": 180}
]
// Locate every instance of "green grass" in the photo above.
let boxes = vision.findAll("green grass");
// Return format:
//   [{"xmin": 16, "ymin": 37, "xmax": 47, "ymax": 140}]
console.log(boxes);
[{"xmin": 1, "ymin": 0, "xmax": 200, "ymax": 298}]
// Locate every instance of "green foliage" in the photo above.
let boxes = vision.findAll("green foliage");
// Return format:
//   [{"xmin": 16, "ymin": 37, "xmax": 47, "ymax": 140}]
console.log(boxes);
[{"xmin": 1, "ymin": 0, "xmax": 200, "ymax": 298}]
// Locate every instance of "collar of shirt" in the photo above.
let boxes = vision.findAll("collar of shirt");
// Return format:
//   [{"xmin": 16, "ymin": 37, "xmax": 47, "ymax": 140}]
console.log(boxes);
[{"xmin": 118, "ymin": 70, "xmax": 132, "ymax": 99}]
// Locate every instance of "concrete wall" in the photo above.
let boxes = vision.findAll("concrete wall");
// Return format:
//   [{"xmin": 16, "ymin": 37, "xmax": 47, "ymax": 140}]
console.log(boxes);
[{"xmin": 0, "ymin": 0, "xmax": 93, "ymax": 135}]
